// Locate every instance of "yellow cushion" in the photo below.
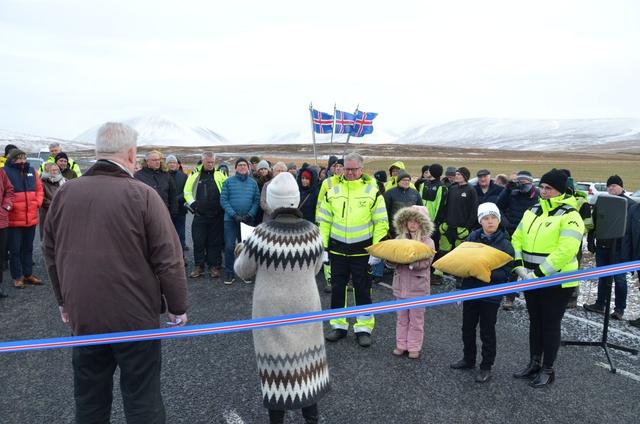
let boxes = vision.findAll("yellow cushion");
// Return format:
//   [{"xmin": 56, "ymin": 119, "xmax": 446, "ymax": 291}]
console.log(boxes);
[
  {"xmin": 366, "ymin": 239, "xmax": 436, "ymax": 264},
  {"xmin": 432, "ymin": 242, "xmax": 513, "ymax": 283}
]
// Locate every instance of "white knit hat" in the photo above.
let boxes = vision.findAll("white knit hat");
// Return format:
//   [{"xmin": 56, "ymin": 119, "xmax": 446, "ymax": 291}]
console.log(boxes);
[
  {"xmin": 267, "ymin": 172, "xmax": 300, "ymax": 210},
  {"xmin": 477, "ymin": 202, "xmax": 501, "ymax": 223}
]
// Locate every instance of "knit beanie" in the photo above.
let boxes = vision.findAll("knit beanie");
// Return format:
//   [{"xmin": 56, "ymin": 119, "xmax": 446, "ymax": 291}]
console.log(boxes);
[
  {"xmin": 267, "ymin": 172, "xmax": 300, "ymax": 210},
  {"xmin": 516, "ymin": 171, "xmax": 534, "ymax": 182},
  {"xmin": 256, "ymin": 160, "xmax": 270, "ymax": 171},
  {"xmin": 55, "ymin": 152, "xmax": 69, "ymax": 162},
  {"xmin": 397, "ymin": 170, "xmax": 411, "ymax": 182},
  {"xmin": 477, "ymin": 202, "xmax": 501, "ymax": 223},
  {"xmin": 4, "ymin": 144, "xmax": 17, "ymax": 157},
  {"xmin": 166, "ymin": 154, "xmax": 178, "ymax": 163},
  {"xmin": 373, "ymin": 170, "xmax": 387, "ymax": 183},
  {"xmin": 606, "ymin": 175, "xmax": 623, "ymax": 188},
  {"xmin": 457, "ymin": 167, "xmax": 470, "ymax": 182},
  {"xmin": 7, "ymin": 148, "xmax": 26, "ymax": 162},
  {"xmin": 429, "ymin": 164, "xmax": 443, "ymax": 180},
  {"xmin": 327, "ymin": 155, "xmax": 338, "ymax": 169},
  {"xmin": 421, "ymin": 165, "xmax": 430, "ymax": 175},
  {"xmin": 540, "ymin": 169, "xmax": 568, "ymax": 194},
  {"xmin": 235, "ymin": 157, "xmax": 249, "ymax": 168},
  {"xmin": 445, "ymin": 166, "xmax": 457, "ymax": 177}
]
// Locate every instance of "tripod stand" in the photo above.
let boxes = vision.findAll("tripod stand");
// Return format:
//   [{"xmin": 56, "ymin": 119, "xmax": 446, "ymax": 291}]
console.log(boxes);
[{"xmin": 561, "ymin": 240, "xmax": 639, "ymax": 373}]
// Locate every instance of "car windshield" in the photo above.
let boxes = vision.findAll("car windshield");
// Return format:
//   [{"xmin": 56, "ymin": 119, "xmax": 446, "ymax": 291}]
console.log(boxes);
[{"xmin": 575, "ymin": 183, "xmax": 590, "ymax": 191}]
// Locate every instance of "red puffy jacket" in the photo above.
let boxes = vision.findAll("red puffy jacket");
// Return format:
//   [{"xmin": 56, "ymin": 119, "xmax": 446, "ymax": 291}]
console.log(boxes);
[
  {"xmin": 0, "ymin": 169, "xmax": 15, "ymax": 229},
  {"xmin": 4, "ymin": 160, "xmax": 44, "ymax": 228}
]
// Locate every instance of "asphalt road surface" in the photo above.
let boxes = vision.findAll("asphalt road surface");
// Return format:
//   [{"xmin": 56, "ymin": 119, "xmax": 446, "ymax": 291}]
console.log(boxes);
[{"xmin": 1, "ymin": 217, "xmax": 639, "ymax": 423}]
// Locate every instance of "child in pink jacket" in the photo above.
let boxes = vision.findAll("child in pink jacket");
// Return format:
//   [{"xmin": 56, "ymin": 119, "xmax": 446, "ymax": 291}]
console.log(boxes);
[{"xmin": 388, "ymin": 205, "xmax": 435, "ymax": 359}]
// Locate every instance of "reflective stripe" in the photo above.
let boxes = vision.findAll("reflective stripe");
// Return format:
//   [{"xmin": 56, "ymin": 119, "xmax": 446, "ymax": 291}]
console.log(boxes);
[
  {"xmin": 316, "ymin": 216, "xmax": 331, "ymax": 224},
  {"xmin": 514, "ymin": 251, "xmax": 523, "ymax": 260},
  {"xmin": 318, "ymin": 207, "xmax": 331, "ymax": 217},
  {"xmin": 372, "ymin": 207, "xmax": 387, "ymax": 215},
  {"xmin": 540, "ymin": 260, "xmax": 557, "ymax": 275},
  {"xmin": 332, "ymin": 222, "xmax": 372, "ymax": 233},
  {"xmin": 523, "ymin": 252, "xmax": 547, "ymax": 264},
  {"xmin": 330, "ymin": 232, "xmax": 372, "ymax": 244},
  {"xmin": 326, "ymin": 178, "xmax": 333, "ymax": 189},
  {"xmin": 560, "ymin": 229, "xmax": 583, "ymax": 241},
  {"xmin": 516, "ymin": 222, "xmax": 523, "ymax": 231},
  {"xmin": 364, "ymin": 184, "xmax": 373, "ymax": 194}
]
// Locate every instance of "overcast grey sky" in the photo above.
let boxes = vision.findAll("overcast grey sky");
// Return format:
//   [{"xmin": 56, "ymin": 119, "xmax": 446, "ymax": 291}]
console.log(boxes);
[{"xmin": 1, "ymin": 0, "xmax": 639, "ymax": 141}]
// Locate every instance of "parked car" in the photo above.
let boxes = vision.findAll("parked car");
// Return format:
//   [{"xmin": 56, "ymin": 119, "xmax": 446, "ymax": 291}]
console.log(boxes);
[
  {"xmin": 26, "ymin": 157, "xmax": 44, "ymax": 171},
  {"xmin": 575, "ymin": 182, "xmax": 607, "ymax": 205}
]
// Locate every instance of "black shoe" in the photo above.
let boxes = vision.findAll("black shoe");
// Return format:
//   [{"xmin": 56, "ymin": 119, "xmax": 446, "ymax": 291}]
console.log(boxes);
[
  {"xmin": 355, "ymin": 332, "xmax": 372, "ymax": 347},
  {"xmin": 629, "ymin": 318, "xmax": 640, "ymax": 328},
  {"xmin": 450, "ymin": 359, "xmax": 475, "ymax": 370},
  {"xmin": 325, "ymin": 329, "xmax": 347, "ymax": 342},
  {"xmin": 513, "ymin": 357, "xmax": 541, "ymax": 379},
  {"xmin": 475, "ymin": 369, "xmax": 492, "ymax": 383},
  {"xmin": 530, "ymin": 367, "xmax": 555, "ymax": 388},
  {"xmin": 611, "ymin": 310, "xmax": 624, "ymax": 320},
  {"xmin": 583, "ymin": 303, "xmax": 605, "ymax": 314}
]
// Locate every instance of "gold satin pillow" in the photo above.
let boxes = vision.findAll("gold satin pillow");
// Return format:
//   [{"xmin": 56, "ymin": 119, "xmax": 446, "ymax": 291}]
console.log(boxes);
[
  {"xmin": 366, "ymin": 239, "xmax": 436, "ymax": 264},
  {"xmin": 432, "ymin": 242, "xmax": 512, "ymax": 283}
]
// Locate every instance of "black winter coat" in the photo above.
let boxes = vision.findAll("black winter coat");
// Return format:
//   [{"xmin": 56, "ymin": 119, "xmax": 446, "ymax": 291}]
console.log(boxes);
[
  {"xmin": 383, "ymin": 186, "xmax": 423, "ymax": 234},
  {"xmin": 443, "ymin": 183, "xmax": 478, "ymax": 230},
  {"xmin": 134, "ymin": 167, "xmax": 178, "ymax": 216},
  {"xmin": 496, "ymin": 186, "xmax": 539, "ymax": 235},
  {"xmin": 169, "ymin": 169, "xmax": 188, "ymax": 216},
  {"xmin": 296, "ymin": 167, "xmax": 319, "ymax": 223},
  {"xmin": 622, "ymin": 202, "xmax": 640, "ymax": 261},
  {"xmin": 461, "ymin": 228, "xmax": 514, "ymax": 303}
]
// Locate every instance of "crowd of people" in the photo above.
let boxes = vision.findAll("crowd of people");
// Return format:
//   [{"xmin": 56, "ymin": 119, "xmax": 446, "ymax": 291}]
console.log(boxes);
[{"xmin": 1, "ymin": 123, "xmax": 639, "ymax": 423}]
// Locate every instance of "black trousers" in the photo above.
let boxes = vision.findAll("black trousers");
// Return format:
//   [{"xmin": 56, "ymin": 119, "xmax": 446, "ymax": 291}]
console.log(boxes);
[
  {"xmin": 524, "ymin": 285, "xmax": 571, "ymax": 367},
  {"xmin": 268, "ymin": 404, "xmax": 318, "ymax": 423},
  {"xmin": 191, "ymin": 215, "xmax": 224, "ymax": 268},
  {"xmin": 73, "ymin": 341, "xmax": 165, "ymax": 424},
  {"xmin": 330, "ymin": 254, "xmax": 372, "ymax": 309},
  {"xmin": 462, "ymin": 300, "xmax": 500, "ymax": 370}
]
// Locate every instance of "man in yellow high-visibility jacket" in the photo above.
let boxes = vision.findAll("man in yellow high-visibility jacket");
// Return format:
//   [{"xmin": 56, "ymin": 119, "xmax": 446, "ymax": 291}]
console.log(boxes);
[{"xmin": 317, "ymin": 152, "xmax": 389, "ymax": 347}]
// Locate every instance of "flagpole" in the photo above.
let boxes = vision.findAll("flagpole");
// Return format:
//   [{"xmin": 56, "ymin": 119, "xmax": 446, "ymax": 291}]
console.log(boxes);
[
  {"xmin": 309, "ymin": 102, "xmax": 318, "ymax": 166},
  {"xmin": 342, "ymin": 103, "xmax": 359, "ymax": 159},
  {"xmin": 329, "ymin": 102, "xmax": 336, "ymax": 157}
]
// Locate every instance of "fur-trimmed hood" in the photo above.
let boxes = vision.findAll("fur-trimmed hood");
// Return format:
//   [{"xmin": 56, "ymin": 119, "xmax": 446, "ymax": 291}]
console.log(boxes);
[{"xmin": 393, "ymin": 206, "xmax": 434, "ymax": 238}]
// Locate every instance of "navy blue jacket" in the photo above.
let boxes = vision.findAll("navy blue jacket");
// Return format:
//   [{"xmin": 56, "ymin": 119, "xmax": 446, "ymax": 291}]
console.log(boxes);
[
  {"xmin": 475, "ymin": 180, "xmax": 504, "ymax": 205},
  {"xmin": 461, "ymin": 228, "xmax": 514, "ymax": 303},
  {"xmin": 496, "ymin": 186, "xmax": 539, "ymax": 235},
  {"xmin": 621, "ymin": 202, "xmax": 640, "ymax": 261}
]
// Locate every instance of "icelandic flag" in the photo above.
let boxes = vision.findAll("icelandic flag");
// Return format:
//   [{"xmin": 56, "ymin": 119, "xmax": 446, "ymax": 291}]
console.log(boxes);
[
  {"xmin": 312, "ymin": 109, "xmax": 333, "ymax": 134},
  {"xmin": 351, "ymin": 111, "xmax": 377, "ymax": 137},
  {"xmin": 334, "ymin": 110, "xmax": 355, "ymax": 134}
]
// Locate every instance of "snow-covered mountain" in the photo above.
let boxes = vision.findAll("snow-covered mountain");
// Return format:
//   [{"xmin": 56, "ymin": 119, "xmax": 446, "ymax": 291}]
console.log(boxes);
[
  {"xmin": 396, "ymin": 118, "xmax": 640, "ymax": 150},
  {"xmin": 75, "ymin": 116, "xmax": 228, "ymax": 147},
  {"xmin": 248, "ymin": 126, "xmax": 401, "ymax": 145},
  {"xmin": 0, "ymin": 129, "xmax": 91, "ymax": 153}
]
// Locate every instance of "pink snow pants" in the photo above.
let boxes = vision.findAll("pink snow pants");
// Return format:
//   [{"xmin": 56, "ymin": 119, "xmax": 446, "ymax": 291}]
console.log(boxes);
[{"xmin": 395, "ymin": 302, "xmax": 425, "ymax": 352}]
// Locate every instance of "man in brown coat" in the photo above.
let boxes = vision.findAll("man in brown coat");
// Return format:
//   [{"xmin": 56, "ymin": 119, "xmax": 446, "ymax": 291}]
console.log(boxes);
[{"xmin": 43, "ymin": 122, "xmax": 188, "ymax": 424}]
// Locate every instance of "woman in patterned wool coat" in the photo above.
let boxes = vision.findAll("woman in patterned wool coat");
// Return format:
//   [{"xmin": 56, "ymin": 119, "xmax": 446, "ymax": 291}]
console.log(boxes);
[{"xmin": 234, "ymin": 172, "xmax": 329, "ymax": 424}]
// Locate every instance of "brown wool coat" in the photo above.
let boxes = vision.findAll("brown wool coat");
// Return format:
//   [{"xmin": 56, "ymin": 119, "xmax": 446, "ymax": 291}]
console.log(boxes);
[{"xmin": 43, "ymin": 160, "xmax": 187, "ymax": 336}]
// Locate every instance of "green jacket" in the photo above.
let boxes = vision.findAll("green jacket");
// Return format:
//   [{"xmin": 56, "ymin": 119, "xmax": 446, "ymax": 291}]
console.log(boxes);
[{"xmin": 511, "ymin": 194, "xmax": 585, "ymax": 288}]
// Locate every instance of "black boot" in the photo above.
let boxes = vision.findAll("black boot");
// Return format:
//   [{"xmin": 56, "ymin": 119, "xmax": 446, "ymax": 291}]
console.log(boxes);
[
  {"xmin": 513, "ymin": 356, "xmax": 541, "ymax": 379},
  {"xmin": 530, "ymin": 366, "xmax": 555, "ymax": 388}
]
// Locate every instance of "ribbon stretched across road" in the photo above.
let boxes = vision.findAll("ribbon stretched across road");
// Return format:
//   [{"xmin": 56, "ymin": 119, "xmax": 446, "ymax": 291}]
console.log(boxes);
[{"xmin": 2, "ymin": 261, "xmax": 639, "ymax": 353}]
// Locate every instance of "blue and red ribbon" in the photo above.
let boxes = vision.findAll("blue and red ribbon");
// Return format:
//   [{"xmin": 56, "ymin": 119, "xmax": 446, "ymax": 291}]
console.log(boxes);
[{"xmin": 1, "ymin": 261, "xmax": 639, "ymax": 353}]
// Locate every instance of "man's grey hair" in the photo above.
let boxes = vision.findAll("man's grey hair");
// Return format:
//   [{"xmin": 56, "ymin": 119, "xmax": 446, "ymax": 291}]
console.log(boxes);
[
  {"xmin": 344, "ymin": 152, "xmax": 364, "ymax": 166},
  {"xmin": 201, "ymin": 151, "xmax": 215, "ymax": 160},
  {"xmin": 48, "ymin": 142, "xmax": 61, "ymax": 149},
  {"xmin": 273, "ymin": 161, "xmax": 287, "ymax": 172},
  {"xmin": 96, "ymin": 122, "xmax": 138, "ymax": 154}
]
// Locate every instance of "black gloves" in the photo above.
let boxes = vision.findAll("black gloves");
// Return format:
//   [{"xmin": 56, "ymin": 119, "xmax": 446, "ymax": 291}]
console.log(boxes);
[
  {"xmin": 233, "ymin": 214, "xmax": 243, "ymax": 224},
  {"xmin": 186, "ymin": 202, "xmax": 198, "ymax": 214}
]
